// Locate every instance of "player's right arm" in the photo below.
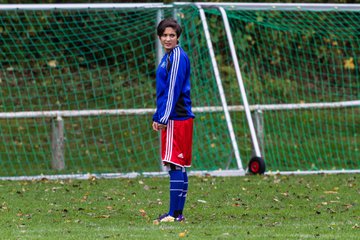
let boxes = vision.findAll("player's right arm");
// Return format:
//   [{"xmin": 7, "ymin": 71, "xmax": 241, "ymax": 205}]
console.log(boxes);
[{"xmin": 156, "ymin": 47, "xmax": 187, "ymax": 125}]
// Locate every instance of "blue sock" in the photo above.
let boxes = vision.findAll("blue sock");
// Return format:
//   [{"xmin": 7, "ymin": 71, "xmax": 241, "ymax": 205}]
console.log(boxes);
[
  {"xmin": 168, "ymin": 169, "xmax": 184, "ymax": 217},
  {"xmin": 177, "ymin": 169, "xmax": 188, "ymax": 215}
]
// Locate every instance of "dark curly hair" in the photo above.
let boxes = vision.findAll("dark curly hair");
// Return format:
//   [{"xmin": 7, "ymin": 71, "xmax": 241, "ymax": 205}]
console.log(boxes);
[{"xmin": 157, "ymin": 18, "xmax": 182, "ymax": 39}]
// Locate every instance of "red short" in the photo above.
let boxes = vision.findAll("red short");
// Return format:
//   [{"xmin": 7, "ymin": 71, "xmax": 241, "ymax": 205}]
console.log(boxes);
[{"xmin": 161, "ymin": 118, "xmax": 194, "ymax": 167}]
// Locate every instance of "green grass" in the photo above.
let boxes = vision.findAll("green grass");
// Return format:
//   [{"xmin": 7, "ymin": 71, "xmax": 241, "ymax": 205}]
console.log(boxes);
[{"xmin": 0, "ymin": 174, "xmax": 359, "ymax": 239}]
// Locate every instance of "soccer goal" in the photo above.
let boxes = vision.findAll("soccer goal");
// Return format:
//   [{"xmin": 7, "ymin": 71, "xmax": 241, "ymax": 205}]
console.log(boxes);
[{"xmin": 0, "ymin": 3, "xmax": 359, "ymax": 180}]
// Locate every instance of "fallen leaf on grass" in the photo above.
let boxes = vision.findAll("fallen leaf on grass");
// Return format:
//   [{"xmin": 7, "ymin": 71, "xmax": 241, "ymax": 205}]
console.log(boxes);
[
  {"xmin": 40, "ymin": 177, "xmax": 49, "ymax": 182},
  {"xmin": 81, "ymin": 192, "xmax": 90, "ymax": 202},
  {"xmin": 88, "ymin": 175, "xmax": 97, "ymax": 181},
  {"xmin": 343, "ymin": 204, "xmax": 354, "ymax": 209},
  {"xmin": 281, "ymin": 192, "xmax": 289, "ymax": 197},
  {"xmin": 179, "ymin": 230, "xmax": 188, "ymax": 237},
  {"xmin": 139, "ymin": 209, "xmax": 147, "ymax": 217},
  {"xmin": 324, "ymin": 191, "xmax": 338, "ymax": 194},
  {"xmin": 327, "ymin": 208, "xmax": 336, "ymax": 213}
]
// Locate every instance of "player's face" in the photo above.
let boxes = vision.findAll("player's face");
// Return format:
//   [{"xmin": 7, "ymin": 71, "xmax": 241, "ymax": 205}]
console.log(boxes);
[{"xmin": 160, "ymin": 27, "xmax": 178, "ymax": 53}]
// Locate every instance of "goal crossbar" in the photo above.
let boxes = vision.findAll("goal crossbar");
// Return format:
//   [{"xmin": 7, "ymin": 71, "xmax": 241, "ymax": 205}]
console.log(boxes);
[{"xmin": 1, "ymin": 3, "xmax": 360, "ymax": 11}]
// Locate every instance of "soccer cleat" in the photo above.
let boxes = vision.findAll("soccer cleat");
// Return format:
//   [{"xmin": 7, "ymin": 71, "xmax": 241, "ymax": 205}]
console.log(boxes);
[
  {"xmin": 157, "ymin": 213, "xmax": 175, "ymax": 223},
  {"xmin": 175, "ymin": 214, "xmax": 185, "ymax": 222},
  {"xmin": 160, "ymin": 215, "xmax": 175, "ymax": 223}
]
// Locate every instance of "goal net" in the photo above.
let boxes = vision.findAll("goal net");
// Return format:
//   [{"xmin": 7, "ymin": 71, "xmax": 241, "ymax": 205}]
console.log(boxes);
[
  {"xmin": 0, "ymin": 3, "xmax": 358, "ymax": 179},
  {"xmin": 202, "ymin": 3, "xmax": 359, "ymax": 173}
]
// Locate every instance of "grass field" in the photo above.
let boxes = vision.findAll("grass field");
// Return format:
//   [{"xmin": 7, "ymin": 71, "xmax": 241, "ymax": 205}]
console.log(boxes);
[{"xmin": 0, "ymin": 173, "xmax": 359, "ymax": 239}]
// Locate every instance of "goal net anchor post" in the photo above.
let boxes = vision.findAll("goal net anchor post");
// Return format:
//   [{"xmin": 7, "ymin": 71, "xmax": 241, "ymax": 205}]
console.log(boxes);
[
  {"xmin": 252, "ymin": 109, "xmax": 265, "ymax": 159},
  {"xmin": 156, "ymin": 9, "xmax": 167, "ymax": 172},
  {"xmin": 51, "ymin": 116, "xmax": 65, "ymax": 170}
]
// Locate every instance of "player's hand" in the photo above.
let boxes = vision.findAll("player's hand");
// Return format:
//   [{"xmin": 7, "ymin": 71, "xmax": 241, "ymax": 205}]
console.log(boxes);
[
  {"xmin": 152, "ymin": 122, "xmax": 159, "ymax": 131},
  {"xmin": 158, "ymin": 123, "xmax": 167, "ymax": 130},
  {"xmin": 152, "ymin": 122, "xmax": 167, "ymax": 131}
]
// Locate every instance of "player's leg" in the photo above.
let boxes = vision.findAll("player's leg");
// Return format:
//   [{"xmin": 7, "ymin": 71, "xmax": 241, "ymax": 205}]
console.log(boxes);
[
  {"xmin": 175, "ymin": 118, "xmax": 193, "ymax": 221},
  {"xmin": 157, "ymin": 164, "xmax": 184, "ymax": 222},
  {"xmin": 157, "ymin": 120, "xmax": 185, "ymax": 222},
  {"xmin": 175, "ymin": 167, "xmax": 188, "ymax": 222},
  {"xmin": 168, "ymin": 164, "xmax": 184, "ymax": 218}
]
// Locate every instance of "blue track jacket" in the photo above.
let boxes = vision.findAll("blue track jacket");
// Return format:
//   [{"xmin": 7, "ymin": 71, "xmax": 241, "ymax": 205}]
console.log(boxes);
[{"xmin": 153, "ymin": 46, "xmax": 195, "ymax": 125}]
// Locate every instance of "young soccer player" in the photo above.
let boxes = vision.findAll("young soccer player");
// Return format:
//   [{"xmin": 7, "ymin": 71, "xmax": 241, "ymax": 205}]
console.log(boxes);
[{"xmin": 152, "ymin": 18, "xmax": 195, "ymax": 222}]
